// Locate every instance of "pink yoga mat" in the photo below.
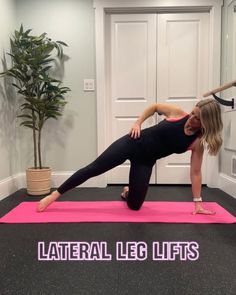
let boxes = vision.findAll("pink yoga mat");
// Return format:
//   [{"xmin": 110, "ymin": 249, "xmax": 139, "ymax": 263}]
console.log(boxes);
[{"xmin": 0, "ymin": 201, "xmax": 235, "ymax": 224}]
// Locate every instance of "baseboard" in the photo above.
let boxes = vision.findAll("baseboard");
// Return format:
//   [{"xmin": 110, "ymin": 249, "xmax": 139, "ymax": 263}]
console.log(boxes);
[
  {"xmin": 0, "ymin": 173, "xmax": 25, "ymax": 201},
  {"xmin": 51, "ymin": 171, "xmax": 106, "ymax": 189},
  {"xmin": 1, "ymin": 171, "xmax": 236, "ymax": 201},
  {"xmin": 219, "ymin": 173, "xmax": 236, "ymax": 199},
  {"xmin": 0, "ymin": 171, "xmax": 106, "ymax": 200}
]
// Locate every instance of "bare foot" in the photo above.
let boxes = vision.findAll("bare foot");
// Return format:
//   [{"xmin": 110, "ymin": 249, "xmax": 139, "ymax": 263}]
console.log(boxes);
[
  {"xmin": 192, "ymin": 208, "xmax": 216, "ymax": 215},
  {"xmin": 37, "ymin": 191, "xmax": 61, "ymax": 212},
  {"xmin": 120, "ymin": 186, "xmax": 129, "ymax": 200}
]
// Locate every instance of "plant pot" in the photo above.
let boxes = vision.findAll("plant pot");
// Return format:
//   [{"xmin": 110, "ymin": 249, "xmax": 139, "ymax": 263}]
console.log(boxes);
[{"xmin": 26, "ymin": 167, "xmax": 52, "ymax": 196}]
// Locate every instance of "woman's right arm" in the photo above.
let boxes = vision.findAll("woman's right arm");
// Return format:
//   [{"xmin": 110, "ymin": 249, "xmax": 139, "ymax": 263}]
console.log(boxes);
[{"xmin": 129, "ymin": 103, "xmax": 185, "ymax": 138}]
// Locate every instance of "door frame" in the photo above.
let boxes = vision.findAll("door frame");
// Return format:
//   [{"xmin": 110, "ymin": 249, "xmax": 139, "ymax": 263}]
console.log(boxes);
[{"xmin": 94, "ymin": 0, "xmax": 223, "ymax": 187}]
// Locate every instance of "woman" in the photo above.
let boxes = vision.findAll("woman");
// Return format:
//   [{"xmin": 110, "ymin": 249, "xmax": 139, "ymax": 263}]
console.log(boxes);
[{"xmin": 37, "ymin": 98, "xmax": 223, "ymax": 215}]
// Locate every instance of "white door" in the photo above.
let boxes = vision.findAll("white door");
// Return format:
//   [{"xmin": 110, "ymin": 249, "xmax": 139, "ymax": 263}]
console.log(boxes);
[
  {"xmin": 106, "ymin": 12, "xmax": 209, "ymax": 184},
  {"xmin": 107, "ymin": 14, "xmax": 157, "ymax": 183},
  {"xmin": 156, "ymin": 13, "xmax": 209, "ymax": 184}
]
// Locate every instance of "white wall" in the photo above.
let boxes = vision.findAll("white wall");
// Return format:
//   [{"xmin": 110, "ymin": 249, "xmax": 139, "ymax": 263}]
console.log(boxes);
[
  {"xmin": 16, "ymin": 0, "xmax": 96, "ymax": 171},
  {"xmin": 0, "ymin": 0, "xmax": 20, "ymax": 182},
  {"xmin": 0, "ymin": 0, "xmax": 97, "ymax": 198},
  {"xmin": 219, "ymin": 0, "xmax": 236, "ymax": 198},
  {"xmin": 15, "ymin": 0, "xmax": 97, "ymax": 171}
]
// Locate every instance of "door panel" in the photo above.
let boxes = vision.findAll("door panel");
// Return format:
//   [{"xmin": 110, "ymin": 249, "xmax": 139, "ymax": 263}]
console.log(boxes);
[
  {"xmin": 107, "ymin": 12, "xmax": 209, "ymax": 184},
  {"xmin": 108, "ymin": 14, "xmax": 157, "ymax": 183},
  {"xmin": 156, "ymin": 13, "xmax": 209, "ymax": 184}
]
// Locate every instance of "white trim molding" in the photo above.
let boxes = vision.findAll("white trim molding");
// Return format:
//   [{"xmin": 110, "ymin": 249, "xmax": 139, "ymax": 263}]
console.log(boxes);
[
  {"xmin": 51, "ymin": 171, "xmax": 105, "ymax": 189},
  {"xmin": 0, "ymin": 172, "xmax": 102, "ymax": 201},
  {"xmin": 1, "ymin": 170, "xmax": 234, "ymax": 201},
  {"xmin": 0, "ymin": 173, "xmax": 25, "ymax": 201},
  {"xmin": 219, "ymin": 172, "xmax": 236, "ymax": 199},
  {"xmin": 94, "ymin": 0, "xmax": 224, "ymax": 187},
  {"xmin": 94, "ymin": 0, "xmax": 222, "ymax": 10}
]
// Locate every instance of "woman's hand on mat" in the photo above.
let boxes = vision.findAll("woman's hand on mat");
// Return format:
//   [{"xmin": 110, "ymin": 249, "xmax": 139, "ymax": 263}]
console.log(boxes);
[
  {"xmin": 129, "ymin": 122, "xmax": 141, "ymax": 139},
  {"xmin": 192, "ymin": 203, "xmax": 216, "ymax": 215}
]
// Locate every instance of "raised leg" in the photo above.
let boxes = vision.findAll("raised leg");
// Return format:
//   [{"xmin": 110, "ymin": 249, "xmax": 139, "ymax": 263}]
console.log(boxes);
[{"xmin": 37, "ymin": 135, "xmax": 135, "ymax": 212}]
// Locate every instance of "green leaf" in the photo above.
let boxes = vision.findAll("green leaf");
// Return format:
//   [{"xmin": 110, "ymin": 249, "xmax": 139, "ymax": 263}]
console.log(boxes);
[
  {"xmin": 10, "ymin": 38, "xmax": 15, "ymax": 50},
  {"xmin": 19, "ymin": 120, "xmax": 34, "ymax": 125},
  {"xmin": 20, "ymin": 24, "xmax": 23, "ymax": 34},
  {"xmin": 39, "ymin": 32, "xmax": 47, "ymax": 39},
  {"xmin": 56, "ymin": 41, "xmax": 68, "ymax": 47},
  {"xmin": 12, "ymin": 83, "xmax": 22, "ymax": 90},
  {"xmin": 20, "ymin": 123, "xmax": 39, "ymax": 131},
  {"xmin": 7, "ymin": 53, "xmax": 15, "ymax": 58},
  {"xmin": 3, "ymin": 71, "xmax": 16, "ymax": 78},
  {"xmin": 42, "ymin": 66, "xmax": 52, "ymax": 72},
  {"xmin": 17, "ymin": 114, "xmax": 33, "ymax": 119},
  {"xmin": 25, "ymin": 29, "xmax": 32, "ymax": 36},
  {"xmin": 40, "ymin": 58, "xmax": 55, "ymax": 65},
  {"xmin": 15, "ymin": 30, "xmax": 19, "ymax": 39}
]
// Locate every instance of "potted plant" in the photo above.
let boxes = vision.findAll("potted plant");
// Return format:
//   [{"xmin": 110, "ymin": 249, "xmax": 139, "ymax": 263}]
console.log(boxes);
[{"xmin": 0, "ymin": 25, "xmax": 70, "ymax": 195}]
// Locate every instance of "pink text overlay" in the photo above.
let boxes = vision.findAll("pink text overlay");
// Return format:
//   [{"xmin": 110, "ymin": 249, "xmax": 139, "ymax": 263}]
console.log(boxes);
[{"xmin": 38, "ymin": 241, "xmax": 199, "ymax": 261}]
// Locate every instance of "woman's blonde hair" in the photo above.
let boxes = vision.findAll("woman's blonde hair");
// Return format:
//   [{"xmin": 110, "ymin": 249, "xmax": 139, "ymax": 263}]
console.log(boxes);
[{"xmin": 196, "ymin": 98, "xmax": 223, "ymax": 155}]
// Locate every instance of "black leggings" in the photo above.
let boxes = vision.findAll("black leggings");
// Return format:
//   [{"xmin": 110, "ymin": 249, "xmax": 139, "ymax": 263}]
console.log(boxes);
[{"xmin": 57, "ymin": 135, "xmax": 155, "ymax": 210}]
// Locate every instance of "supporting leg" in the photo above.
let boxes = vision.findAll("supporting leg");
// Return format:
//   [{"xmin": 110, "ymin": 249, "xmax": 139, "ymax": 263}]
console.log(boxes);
[{"xmin": 126, "ymin": 160, "xmax": 154, "ymax": 211}]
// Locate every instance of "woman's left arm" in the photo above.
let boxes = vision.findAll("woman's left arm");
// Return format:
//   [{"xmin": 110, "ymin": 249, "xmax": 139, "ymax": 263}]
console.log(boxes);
[{"xmin": 190, "ymin": 140, "xmax": 216, "ymax": 215}]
